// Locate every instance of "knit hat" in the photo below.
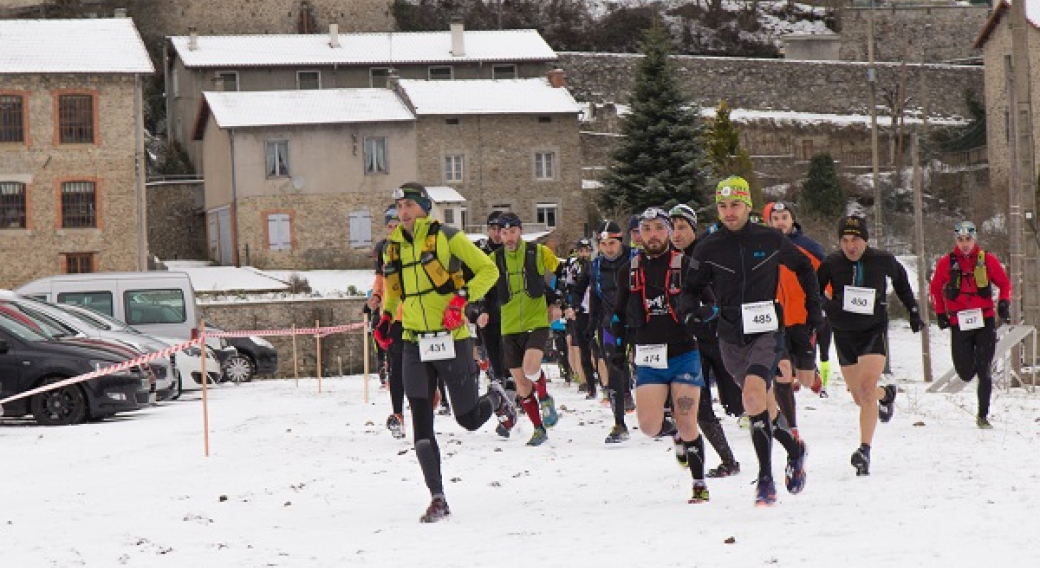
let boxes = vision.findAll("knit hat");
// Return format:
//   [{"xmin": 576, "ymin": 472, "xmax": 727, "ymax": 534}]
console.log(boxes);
[
  {"xmin": 498, "ymin": 212, "xmax": 522, "ymax": 229},
  {"xmin": 715, "ymin": 176, "xmax": 752, "ymax": 207},
  {"xmin": 638, "ymin": 206, "xmax": 673, "ymax": 230},
  {"xmin": 597, "ymin": 220, "xmax": 624, "ymax": 241},
  {"xmin": 837, "ymin": 215, "xmax": 869, "ymax": 241},
  {"xmin": 384, "ymin": 205, "xmax": 400, "ymax": 225},
  {"xmin": 627, "ymin": 214, "xmax": 641, "ymax": 232},
  {"xmin": 392, "ymin": 182, "xmax": 432, "ymax": 213},
  {"xmin": 575, "ymin": 237, "xmax": 593, "ymax": 250},
  {"xmin": 486, "ymin": 210, "xmax": 503, "ymax": 227},
  {"xmin": 668, "ymin": 204, "xmax": 698, "ymax": 230},
  {"xmin": 764, "ymin": 201, "xmax": 796, "ymax": 222}
]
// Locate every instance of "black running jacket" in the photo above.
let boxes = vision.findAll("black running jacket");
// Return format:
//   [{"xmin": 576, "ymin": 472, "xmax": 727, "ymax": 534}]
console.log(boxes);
[{"xmin": 816, "ymin": 247, "xmax": 919, "ymax": 333}]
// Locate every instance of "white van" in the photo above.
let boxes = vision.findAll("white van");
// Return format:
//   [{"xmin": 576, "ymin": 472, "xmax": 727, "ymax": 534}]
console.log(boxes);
[{"xmin": 16, "ymin": 272, "xmax": 200, "ymax": 340}]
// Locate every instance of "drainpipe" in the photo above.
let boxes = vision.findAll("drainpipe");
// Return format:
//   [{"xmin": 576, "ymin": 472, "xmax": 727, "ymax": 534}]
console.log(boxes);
[
  {"xmin": 229, "ymin": 129, "xmax": 240, "ymax": 266},
  {"xmin": 134, "ymin": 73, "xmax": 148, "ymax": 270}
]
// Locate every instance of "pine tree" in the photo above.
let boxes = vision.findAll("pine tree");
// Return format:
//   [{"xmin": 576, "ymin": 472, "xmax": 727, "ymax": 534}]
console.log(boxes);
[
  {"xmin": 706, "ymin": 99, "xmax": 763, "ymax": 208},
  {"xmin": 599, "ymin": 23, "xmax": 708, "ymax": 215},
  {"xmin": 801, "ymin": 153, "xmax": 846, "ymax": 217}
]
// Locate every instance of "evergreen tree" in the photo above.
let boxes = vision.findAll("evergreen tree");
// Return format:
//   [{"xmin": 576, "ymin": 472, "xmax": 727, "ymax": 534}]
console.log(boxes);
[
  {"xmin": 598, "ymin": 23, "xmax": 708, "ymax": 215},
  {"xmin": 706, "ymin": 99, "xmax": 762, "ymax": 208},
  {"xmin": 801, "ymin": 153, "xmax": 846, "ymax": 217}
]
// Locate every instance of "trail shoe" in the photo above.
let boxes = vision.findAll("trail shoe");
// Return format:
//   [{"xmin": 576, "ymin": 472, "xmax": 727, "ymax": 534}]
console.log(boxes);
[
  {"xmin": 604, "ymin": 424, "xmax": 630, "ymax": 444},
  {"xmin": 624, "ymin": 392, "xmax": 636, "ymax": 414},
  {"xmin": 577, "ymin": 382, "xmax": 588, "ymax": 393},
  {"xmin": 819, "ymin": 389, "xmax": 829, "ymax": 399},
  {"xmin": 977, "ymin": 416, "xmax": 993, "ymax": 429},
  {"xmin": 419, "ymin": 495, "xmax": 451, "ymax": 523},
  {"xmin": 658, "ymin": 416, "xmax": 678, "ymax": 438},
  {"xmin": 540, "ymin": 394, "xmax": 559, "ymax": 427},
  {"xmin": 737, "ymin": 414, "xmax": 750, "ymax": 429},
  {"xmin": 811, "ymin": 371, "xmax": 823, "ymax": 394},
  {"xmin": 688, "ymin": 482, "xmax": 710, "ymax": 504},
  {"xmin": 672, "ymin": 431, "xmax": 688, "ymax": 468},
  {"xmin": 488, "ymin": 381, "xmax": 517, "ymax": 437},
  {"xmin": 386, "ymin": 413, "xmax": 406, "ymax": 439},
  {"xmin": 851, "ymin": 448, "xmax": 870, "ymax": 476},
  {"xmin": 755, "ymin": 476, "xmax": 777, "ymax": 507},
  {"xmin": 585, "ymin": 391, "xmax": 597, "ymax": 400},
  {"xmin": 527, "ymin": 426, "xmax": 549, "ymax": 446},
  {"xmin": 707, "ymin": 461, "xmax": 741, "ymax": 478},
  {"xmin": 785, "ymin": 440, "xmax": 808, "ymax": 494},
  {"xmin": 878, "ymin": 384, "xmax": 897, "ymax": 423},
  {"xmin": 437, "ymin": 402, "xmax": 452, "ymax": 416}
]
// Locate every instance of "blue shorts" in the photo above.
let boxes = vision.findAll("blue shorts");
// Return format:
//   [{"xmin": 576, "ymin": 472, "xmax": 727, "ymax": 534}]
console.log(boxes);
[{"xmin": 635, "ymin": 349, "xmax": 705, "ymax": 388}]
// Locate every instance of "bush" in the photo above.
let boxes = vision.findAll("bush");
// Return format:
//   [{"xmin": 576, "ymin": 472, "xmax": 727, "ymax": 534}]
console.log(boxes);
[{"xmin": 287, "ymin": 273, "xmax": 312, "ymax": 294}]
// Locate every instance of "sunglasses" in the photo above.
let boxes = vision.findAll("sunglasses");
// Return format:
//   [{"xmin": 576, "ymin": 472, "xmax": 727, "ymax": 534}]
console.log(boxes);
[{"xmin": 954, "ymin": 222, "xmax": 977, "ymax": 237}]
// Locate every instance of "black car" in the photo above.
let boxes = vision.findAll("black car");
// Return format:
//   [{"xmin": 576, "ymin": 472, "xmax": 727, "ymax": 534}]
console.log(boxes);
[
  {"xmin": 208, "ymin": 326, "xmax": 279, "ymax": 383},
  {"xmin": 0, "ymin": 314, "xmax": 146, "ymax": 425}
]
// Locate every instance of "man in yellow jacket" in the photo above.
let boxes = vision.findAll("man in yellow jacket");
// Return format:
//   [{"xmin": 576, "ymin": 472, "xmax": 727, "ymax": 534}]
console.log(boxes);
[{"xmin": 375, "ymin": 182, "xmax": 516, "ymax": 523}]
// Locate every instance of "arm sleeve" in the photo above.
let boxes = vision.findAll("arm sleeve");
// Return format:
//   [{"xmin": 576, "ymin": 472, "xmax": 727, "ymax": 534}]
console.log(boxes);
[
  {"xmin": 780, "ymin": 238, "xmax": 822, "ymax": 320},
  {"xmin": 928, "ymin": 255, "xmax": 950, "ymax": 315},
  {"xmin": 449, "ymin": 232, "xmax": 499, "ymax": 302},
  {"xmin": 987, "ymin": 253, "xmax": 1012, "ymax": 301},
  {"xmin": 889, "ymin": 254, "xmax": 919, "ymax": 312}
]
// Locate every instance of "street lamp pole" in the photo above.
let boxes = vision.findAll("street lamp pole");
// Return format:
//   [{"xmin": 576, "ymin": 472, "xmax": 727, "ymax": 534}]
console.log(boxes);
[{"xmin": 868, "ymin": 0, "xmax": 882, "ymax": 247}]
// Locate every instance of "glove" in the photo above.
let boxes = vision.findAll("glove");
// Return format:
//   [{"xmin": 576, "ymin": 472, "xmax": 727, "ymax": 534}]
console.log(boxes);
[
  {"xmin": 806, "ymin": 308, "xmax": 825, "ymax": 333},
  {"xmin": 908, "ymin": 308, "xmax": 923, "ymax": 333},
  {"xmin": 463, "ymin": 302, "xmax": 483, "ymax": 324},
  {"xmin": 373, "ymin": 314, "xmax": 393, "ymax": 349},
  {"xmin": 609, "ymin": 350, "xmax": 627, "ymax": 369},
  {"xmin": 443, "ymin": 294, "xmax": 467, "ymax": 330},
  {"xmin": 998, "ymin": 300, "xmax": 1011, "ymax": 324},
  {"xmin": 936, "ymin": 313, "xmax": 950, "ymax": 330}
]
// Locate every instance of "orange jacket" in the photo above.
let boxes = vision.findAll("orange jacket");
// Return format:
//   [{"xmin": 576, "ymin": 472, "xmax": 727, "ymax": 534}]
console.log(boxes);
[{"xmin": 776, "ymin": 245, "xmax": 823, "ymax": 326}]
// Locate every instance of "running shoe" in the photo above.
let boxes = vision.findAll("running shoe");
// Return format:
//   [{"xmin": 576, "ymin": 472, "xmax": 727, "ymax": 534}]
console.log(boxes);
[
  {"xmin": 672, "ymin": 431, "xmax": 687, "ymax": 468},
  {"xmin": 737, "ymin": 414, "xmax": 750, "ymax": 429},
  {"xmin": 688, "ymin": 482, "xmax": 710, "ymax": 504},
  {"xmin": 977, "ymin": 416, "xmax": 993, "ymax": 429},
  {"xmin": 785, "ymin": 440, "xmax": 808, "ymax": 494},
  {"xmin": 879, "ymin": 384, "xmax": 897, "ymax": 423},
  {"xmin": 527, "ymin": 426, "xmax": 549, "ymax": 446},
  {"xmin": 624, "ymin": 392, "xmax": 636, "ymax": 414},
  {"xmin": 755, "ymin": 476, "xmax": 777, "ymax": 507},
  {"xmin": 811, "ymin": 371, "xmax": 823, "ymax": 394},
  {"xmin": 819, "ymin": 389, "xmax": 829, "ymax": 399},
  {"xmin": 437, "ymin": 402, "xmax": 452, "ymax": 416},
  {"xmin": 540, "ymin": 394, "xmax": 559, "ymax": 427},
  {"xmin": 604, "ymin": 424, "xmax": 630, "ymax": 444},
  {"xmin": 851, "ymin": 448, "xmax": 870, "ymax": 476},
  {"xmin": 386, "ymin": 413, "xmax": 406, "ymax": 439},
  {"xmin": 578, "ymin": 382, "xmax": 588, "ymax": 393},
  {"xmin": 707, "ymin": 461, "xmax": 741, "ymax": 478},
  {"xmin": 488, "ymin": 381, "xmax": 517, "ymax": 436},
  {"xmin": 419, "ymin": 495, "xmax": 451, "ymax": 523}
]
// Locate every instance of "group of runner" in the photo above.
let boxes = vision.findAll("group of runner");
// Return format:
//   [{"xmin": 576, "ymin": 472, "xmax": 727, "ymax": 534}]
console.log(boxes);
[{"xmin": 366, "ymin": 177, "xmax": 1012, "ymax": 521}]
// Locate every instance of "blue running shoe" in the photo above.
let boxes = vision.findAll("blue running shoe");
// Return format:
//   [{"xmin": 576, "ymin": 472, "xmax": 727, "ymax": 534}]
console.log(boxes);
[
  {"xmin": 755, "ymin": 476, "xmax": 777, "ymax": 507},
  {"xmin": 785, "ymin": 440, "xmax": 807, "ymax": 494},
  {"xmin": 527, "ymin": 426, "xmax": 549, "ymax": 446},
  {"xmin": 540, "ymin": 394, "xmax": 559, "ymax": 427}
]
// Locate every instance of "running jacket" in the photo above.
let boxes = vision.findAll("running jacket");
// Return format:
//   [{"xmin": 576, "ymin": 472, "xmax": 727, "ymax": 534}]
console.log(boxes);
[
  {"xmin": 928, "ymin": 243, "xmax": 1010, "ymax": 325},
  {"xmin": 687, "ymin": 221, "xmax": 821, "ymax": 345},
  {"xmin": 494, "ymin": 241, "xmax": 560, "ymax": 335},
  {"xmin": 586, "ymin": 248, "xmax": 631, "ymax": 331},
  {"xmin": 816, "ymin": 247, "xmax": 918, "ymax": 333},
  {"xmin": 775, "ymin": 225, "xmax": 825, "ymax": 327}
]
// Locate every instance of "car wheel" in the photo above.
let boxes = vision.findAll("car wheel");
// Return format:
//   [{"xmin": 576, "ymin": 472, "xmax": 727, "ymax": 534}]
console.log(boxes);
[
  {"xmin": 223, "ymin": 354, "xmax": 256, "ymax": 384},
  {"xmin": 30, "ymin": 380, "xmax": 88, "ymax": 426},
  {"xmin": 171, "ymin": 372, "xmax": 183, "ymax": 400}
]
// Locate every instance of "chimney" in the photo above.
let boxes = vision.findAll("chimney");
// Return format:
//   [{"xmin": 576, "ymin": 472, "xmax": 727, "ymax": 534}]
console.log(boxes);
[
  {"xmin": 188, "ymin": 27, "xmax": 198, "ymax": 51},
  {"xmin": 329, "ymin": 23, "xmax": 340, "ymax": 48},
  {"xmin": 114, "ymin": 7, "xmax": 128, "ymax": 18},
  {"xmin": 450, "ymin": 18, "xmax": 465, "ymax": 57},
  {"xmin": 548, "ymin": 68, "xmax": 566, "ymax": 88}
]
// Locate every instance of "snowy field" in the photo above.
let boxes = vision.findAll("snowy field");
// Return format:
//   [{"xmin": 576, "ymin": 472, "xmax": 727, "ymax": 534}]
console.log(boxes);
[{"xmin": 3, "ymin": 323, "xmax": 1040, "ymax": 567}]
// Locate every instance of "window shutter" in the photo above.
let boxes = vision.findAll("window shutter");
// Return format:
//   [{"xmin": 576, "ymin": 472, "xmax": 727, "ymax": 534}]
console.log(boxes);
[
  {"xmin": 268, "ymin": 213, "xmax": 291, "ymax": 250},
  {"xmin": 349, "ymin": 210, "xmax": 372, "ymax": 248}
]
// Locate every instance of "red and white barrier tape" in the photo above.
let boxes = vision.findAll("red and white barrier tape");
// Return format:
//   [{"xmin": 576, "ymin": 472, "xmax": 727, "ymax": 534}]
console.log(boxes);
[{"xmin": 0, "ymin": 322, "xmax": 367, "ymax": 406}]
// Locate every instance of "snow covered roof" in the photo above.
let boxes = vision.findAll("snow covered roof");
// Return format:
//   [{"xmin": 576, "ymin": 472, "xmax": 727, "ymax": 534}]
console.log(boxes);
[
  {"xmin": 398, "ymin": 78, "xmax": 581, "ymax": 116},
  {"xmin": 0, "ymin": 18, "xmax": 153, "ymax": 74},
  {"xmin": 975, "ymin": 0, "xmax": 1040, "ymax": 48},
  {"xmin": 170, "ymin": 29, "xmax": 557, "ymax": 68},
  {"xmin": 425, "ymin": 186, "xmax": 467, "ymax": 204},
  {"xmin": 201, "ymin": 89, "xmax": 414, "ymax": 130}
]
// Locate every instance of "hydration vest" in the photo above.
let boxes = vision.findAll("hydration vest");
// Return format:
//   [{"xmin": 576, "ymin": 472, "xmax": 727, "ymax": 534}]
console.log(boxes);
[
  {"xmin": 944, "ymin": 249, "xmax": 991, "ymax": 300},
  {"xmin": 383, "ymin": 221, "xmax": 465, "ymax": 299},
  {"xmin": 494, "ymin": 242, "xmax": 546, "ymax": 302},
  {"xmin": 627, "ymin": 249, "xmax": 685, "ymax": 325}
]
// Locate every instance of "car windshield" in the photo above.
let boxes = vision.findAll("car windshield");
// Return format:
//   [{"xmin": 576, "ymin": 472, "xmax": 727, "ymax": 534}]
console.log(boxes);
[
  {"xmin": 53, "ymin": 301, "xmax": 139, "ymax": 334},
  {"xmin": 0, "ymin": 311, "xmax": 48, "ymax": 342},
  {"xmin": 0, "ymin": 301, "xmax": 76, "ymax": 339}
]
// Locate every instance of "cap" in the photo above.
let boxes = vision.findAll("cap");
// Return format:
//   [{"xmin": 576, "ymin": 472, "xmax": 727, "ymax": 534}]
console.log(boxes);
[
  {"xmin": 638, "ymin": 206, "xmax": 672, "ymax": 229},
  {"xmin": 668, "ymin": 204, "xmax": 697, "ymax": 230},
  {"xmin": 384, "ymin": 205, "xmax": 400, "ymax": 225},
  {"xmin": 954, "ymin": 220, "xmax": 977, "ymax": 237},
  {"xmin": 575, "ymin": 237, "xmax": 593, "ymax": 249},
  {"xmin": 838, "ymin": 215, "xmax": 869, "ymax": 241},
  {"xmin": 486, "ymin": 210, "xmax": 503, "ymax": 227},
  {"xmin": 498, "ymin": 212, "xmax": 522, "ymax": 229},
  {"xmin": 715, "ymin": 176, "xmax": 753, "ymax": 207},
  {"xmin": 765, "ymin": 201, "xmax": 796, "ymax": 222},
  {"xmin": 597, "ymin": 220, "xmax": 624, "ymax": 241},
  {"xmin": 392, "ymin": 182, "xmax": 432, "ymax": 213}
]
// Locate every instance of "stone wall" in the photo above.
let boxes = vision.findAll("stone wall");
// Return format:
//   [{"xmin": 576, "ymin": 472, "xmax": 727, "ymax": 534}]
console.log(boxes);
[
  {"xmin": 198, "ymin": 297, "xmax": 373, "ymax": 377},
  {"xmin": 837, "ymin": 5, "xmax": 989, "ymax": 64},
  {"xmin": 559, "ymin": 52, "xmax": 982, "ymax": 120},
  {"xmin": 146, "ymin": 180, "xmax": 207, "ymax": 261}
]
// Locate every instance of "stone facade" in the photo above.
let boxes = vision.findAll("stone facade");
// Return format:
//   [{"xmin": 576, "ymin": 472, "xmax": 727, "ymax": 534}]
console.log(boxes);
[
  {"xmin": 0, "ymin": 73, "xmax": 146, "ymax": 289},
  {"xmin": 146, "ymin": 180, "xmax": 207, "ymax": 261},
  {"xmin": 837, "ymin": 4, "xmax": 989, "ymax": 64},
  {"xmin": 558, "ymin": 52, "xmax": 983, "ymax": 120},
  {"xmin": 198, "ymin": 297, "xmax": 373, "ymax": 377}
]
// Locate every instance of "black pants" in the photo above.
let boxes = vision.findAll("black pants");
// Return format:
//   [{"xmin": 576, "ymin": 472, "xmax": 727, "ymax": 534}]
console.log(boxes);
[
  {"xmin": 817, "ymin": 320, "xmax": 833, "ymax": 363},
  {"xmin": 701, "ymin": 339, "xmax": 744, "ymax": 417},
  {"xmin": 482, "ymin": 321, "xmax": 507, "ymax": 385},
  {"xmin": 387, "ymin": 322, "xmax": 404, "ymax": 415},
  {"xmin": 952, "ymin": 318, "xmax": 997, "ymax": 419},
  {"xmin": 575, "ymin": 313, "xmax": 597, "ymax": 394}
]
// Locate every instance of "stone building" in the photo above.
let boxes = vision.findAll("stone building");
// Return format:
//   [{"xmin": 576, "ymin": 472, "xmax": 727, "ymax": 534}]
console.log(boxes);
[
  {"xmin": 0, "ymin": 18, "xmax": 153, "ymax": 288},
  {"xmin": 165, "ymin": 24, "xmax": 558, "ymax": 173}
]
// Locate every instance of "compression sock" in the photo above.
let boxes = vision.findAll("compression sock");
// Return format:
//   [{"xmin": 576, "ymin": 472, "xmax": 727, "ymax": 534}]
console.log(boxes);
[
  {"xmin": 699, "ymin": 417, "xmax": 736, "ymax": 466},
  {"xmin": 774, "ymin": 382, "xmax": 798, "ymax": 429},
  {"xmin": 519, "ymin": 394, "xmax": 543, "ymax": 428},
  {"xmin": 684, "ymin": 435, "xmax": 706, "ymax": 482},
  {"xmin": 535, "ymin": 371, "xmax": 549, "ymax": 399},
  {"xmin": 772, "ymin": 417, "xmax": 804, "ymax": 457},
  {"xmin": 820, "ymin": 360, "xmax": 831, "ymax": 389},
  {"xmin": 750, "ymin": 411, "xmax": 774, "ymax": 479}
]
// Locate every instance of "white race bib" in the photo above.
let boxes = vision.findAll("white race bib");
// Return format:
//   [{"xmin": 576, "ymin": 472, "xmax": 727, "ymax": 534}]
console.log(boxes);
[
  {"xmin": 635, "ymin": 344, "xmax": 668, "ymax": 369},
  {"xmin": 958, "ymin": 308, "xmax": 984, "ymax": 330},
  {"xmin": 741, "ymin": 301, "xmax": 779, "ymax": 334},
  {"xmin": 842, "ymin": 286, "xmax": 876, "ymax": 315},
  {"xmin": 418, "ymin": 332, "xmax": 456, "ymax": 362}
]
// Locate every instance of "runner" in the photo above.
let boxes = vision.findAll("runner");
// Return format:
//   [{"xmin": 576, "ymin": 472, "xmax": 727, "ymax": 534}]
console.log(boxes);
[
  {"xmin": 669, "ymin": 204, "xmax": 740, "ymax": 477},
  {"xmin": 368, "ymin": 205, "xmax": 406, "ymax": 439},
  {"xmin": 486, "ymin": 212, "xmax": 562, "ymax": 446},
  {"xmin": 817, "ymin": 215, "xmax": 924, "ymax": 476},
  {"xmin": 562, "ymin": 239, "xmax": 596, "ymax": 393},
  {"xmin": 377, "ymin": 182, "xmax": 516, "ymax": 522},
  {"xmin": 686, "ymin": 176, "xmax": 816, "ymax": 506},
  {"xmin": 928, "ymin": 220, "xmax": 1011, "ymax": 429},
  {"xmin": 613, "ymin": 207, "xmax": 717, "ymax": 502}
]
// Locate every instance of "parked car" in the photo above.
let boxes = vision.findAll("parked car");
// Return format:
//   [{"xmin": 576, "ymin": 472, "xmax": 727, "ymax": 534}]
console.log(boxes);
[
  {"xmin": 207, "ymin": 325, "xmax": 279, "ymax": 383},
  {"xmin": 0, "ymin": 312, "xmax": 146, "ymax": 425}
]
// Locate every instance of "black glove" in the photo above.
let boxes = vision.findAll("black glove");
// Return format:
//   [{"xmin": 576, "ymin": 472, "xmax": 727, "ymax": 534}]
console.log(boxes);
[
  {"xmin": 908, "ymin": 308, "xmax": 923, "ymax": 334},
  {"xmin": 806, "ymin": 308, "xmax": 825, "ymax": 333},
  {"xmin": 463, "ymin": 302, "xmax": 483, "ymax": 324},
  {"xmin": 936, "ymin": 313, "xmax": 950, "ymax": 330},
  {"xmin": 998, "ymin": 300, "xmax": 1011, "ymax": 324}
]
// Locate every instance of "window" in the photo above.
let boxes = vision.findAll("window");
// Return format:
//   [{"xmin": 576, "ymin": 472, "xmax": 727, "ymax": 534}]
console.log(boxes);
[
  {"xmin": 265, "ymin": 141, "xmax": 290, "ymax": 178},
  {"xmin": 429, "ymin": 66, "xmax": 453, "ymax": 81},
  {"xmin": 216, "ymin": 71, "xmax": 239, "ymax": 92},
  {"xmin": 538, "ymin": 116, "xmax": 553, "ymax": 123},
  {"xmin": 58, "ymin": 94, "xmax": 94, "ymax": 144},
  {"xmin": 65, "ymin": 253, "xmax": 95, "ymax": 274},
  {"xmin": 124, "ymin": 289, "xmax": 187, "ymax": 324},
  {"xmin": 349, "ymin": 209, "xmax": 372, "ymax": 248},
  {"xmin": 445, "ymin": 155, "xmax": 464, "ymax": 182},
  {"xmin": 370, "ymin": 67, "xmax": 391, "ymax": 88},
  {"xmin": 61, "ymin": 181, "xmax": 97, "ymax": 228},
  {"xmin": 266, "ymin": 213, "xmax": 292, "ymax": 251},
  {"xmin": 536, "ymin": 203, "xmax": 558, "ymax": 228},
  {"xmin": 534, "ymin": 152, "xmax": 556, "ymax": 180},
  {"xmin": 0, "ymin": 95, "xmax": 25, "ymax": 143},
  {"xmin": 445, "ymin": 118, "xmax": 460, "ymax": 125},
  {"xmin": 491, "ymin": 203, "xmax": 511, "ymax": 213},
  {"xmin": 57, "ymin": 291, "xmax": 114, "ymax": 316},
  {"xmin": 0, "ymin": 182, "xmax": 26, "ymax": 229},
  {"xmin": 297, "ymin": 70, "xmax": 321, "ymax": 90},
  {"xmin": 364, "ymin": 137, "xmax": 388, "ymax": 174},
  {"xmin": 443, "ymin": 208, "xmax": 455, "ymax": 225},
  {"xmin": 492, "ymin": 64, "xmax": 516, "ymax": 80}
]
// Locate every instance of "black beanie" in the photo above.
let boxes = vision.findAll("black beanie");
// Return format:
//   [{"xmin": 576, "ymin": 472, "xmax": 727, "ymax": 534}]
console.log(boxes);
[{"xmin": 837, "ymin": 215, "xmax": 869, "ymax": 241}]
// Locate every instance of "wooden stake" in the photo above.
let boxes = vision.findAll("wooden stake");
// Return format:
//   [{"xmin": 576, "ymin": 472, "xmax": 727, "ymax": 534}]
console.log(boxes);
[
  {"xmin": 316, "ymin": 319, "xmax": 322, "ymax": 393},
  {"xmin": 363, "ymin": 319, "xmax": 370, "ymax": 404},
  {"xmin": 291, "ymin": 323, "xmax": 299, "ymax": 387},
  {"xmin": 200, "ymin": 319, "xmax": 210, "ymax": 458},
  {"xmin": 338, "ymin": 355, "xmax": 343, "ymax": 378}
]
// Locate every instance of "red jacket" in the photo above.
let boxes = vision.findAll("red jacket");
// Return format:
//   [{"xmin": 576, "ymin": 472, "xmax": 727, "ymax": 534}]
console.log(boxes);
[{"xmin": 929, "ymin": 244, "xmax": 1011, "ymax": 324}]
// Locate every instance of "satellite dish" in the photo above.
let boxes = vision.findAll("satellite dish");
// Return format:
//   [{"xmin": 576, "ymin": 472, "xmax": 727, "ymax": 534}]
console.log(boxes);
[{"xmin": 292, "ymin": 177, "xmax": 305, "ymax": 190}]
